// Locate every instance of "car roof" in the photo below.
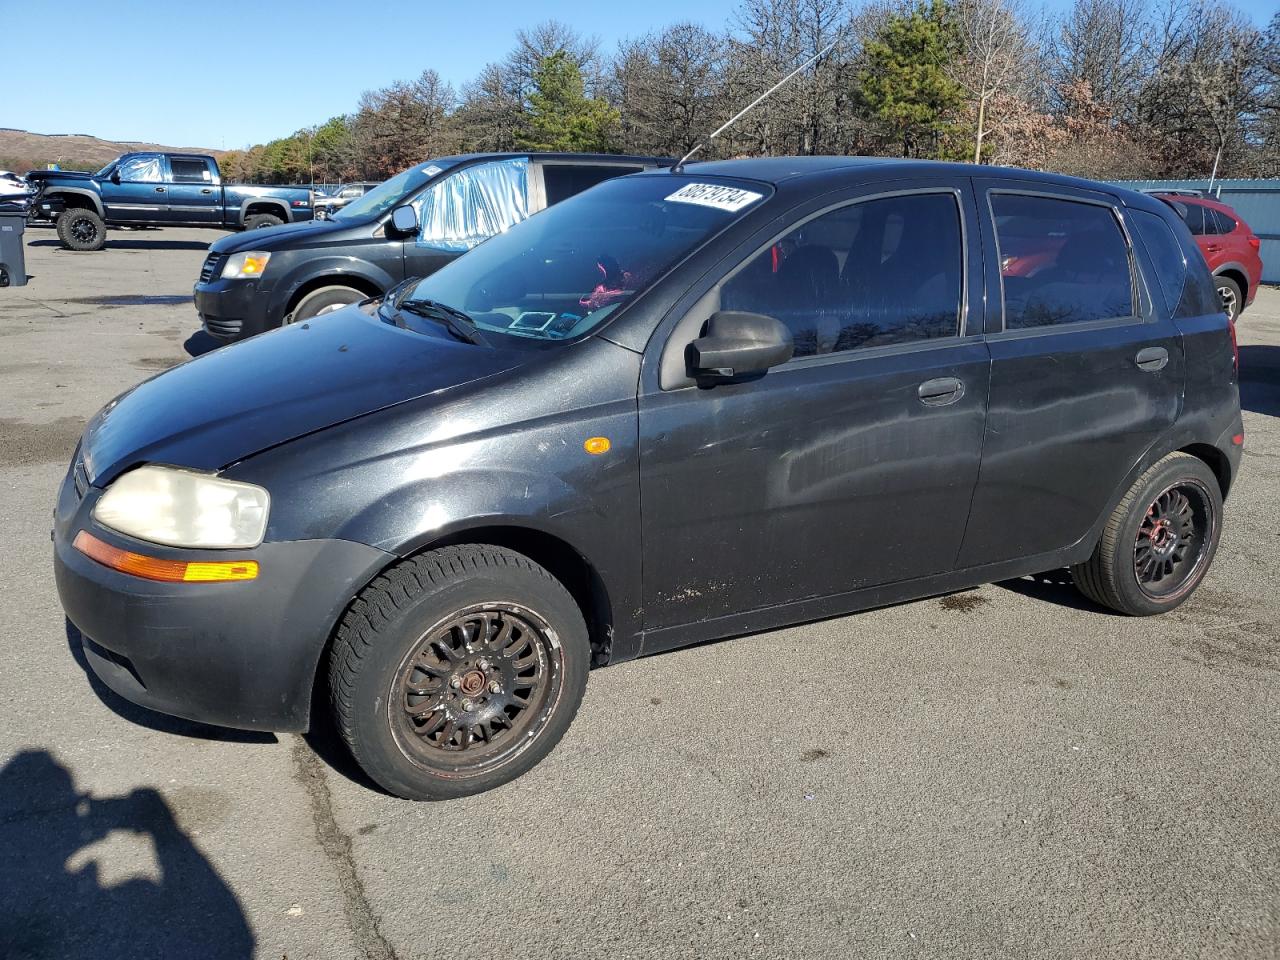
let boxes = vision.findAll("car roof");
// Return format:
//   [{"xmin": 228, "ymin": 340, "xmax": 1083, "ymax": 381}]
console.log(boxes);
[
  {"xmin": 664, "ymin": 156, "xmax": 1161, "ymax": 209},
  {"xmin": 1151, "ymin": 191, "xmax": 1237, "ymax": 215},
  {"xmin": 433, "ymin": 152, "xmax": 670, "ymax": 166}
]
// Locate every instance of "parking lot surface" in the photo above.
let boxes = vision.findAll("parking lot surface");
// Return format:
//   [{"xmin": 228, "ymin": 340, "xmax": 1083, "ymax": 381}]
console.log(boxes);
[{"xmin": 2, "ymin": 226, "xmax": 1278, "ymax": 960}]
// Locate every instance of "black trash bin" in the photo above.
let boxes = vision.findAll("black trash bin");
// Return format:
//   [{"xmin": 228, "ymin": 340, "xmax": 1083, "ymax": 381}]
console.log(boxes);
[{"xmin": 0, "ymin": 199, "xmax": 30, "ymax": 287}]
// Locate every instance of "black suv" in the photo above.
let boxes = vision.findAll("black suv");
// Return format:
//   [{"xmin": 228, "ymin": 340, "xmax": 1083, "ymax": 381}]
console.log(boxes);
[
  {"xmin": 57, "ymin": 158, "xmax": 1242, "ymax": 800},
  {"xmin": 193, "ymin": 152, "xmax": 666, "ymax": 341}
]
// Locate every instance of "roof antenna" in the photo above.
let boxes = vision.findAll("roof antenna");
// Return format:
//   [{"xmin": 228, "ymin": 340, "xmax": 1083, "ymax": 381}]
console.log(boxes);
[{"xmin": 673, "ymin": 33, "xmax": 846, "ymax": 173}]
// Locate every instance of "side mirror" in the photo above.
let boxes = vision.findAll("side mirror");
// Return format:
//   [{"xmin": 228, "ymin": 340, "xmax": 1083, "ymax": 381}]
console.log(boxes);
[
  {"xmin": 110, "ymin": 170, "xmax": 121, "ymax": 184},
  {"xmin": 688, "ymin": 311, "xmax": 793, "ymax": 380},
  {"xmin": 390, "ymin": 204, "xmax": 418, "ymax": 235}
]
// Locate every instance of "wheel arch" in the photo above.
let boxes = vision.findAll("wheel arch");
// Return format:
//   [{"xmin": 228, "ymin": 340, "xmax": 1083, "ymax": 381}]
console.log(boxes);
[
  {"xmin": 1178, "ymin": 442, "xmax": 1233, "ymax": 499},
  {"xmin": 239, "ymin": 198, "xmax": 289, "ymax": 225},
  {"xmin": 286, "ymin": 273, "xmax": 383, "ymax": 315},
  {"xmin": 46, "ymin": 189, "xmax": 104, "ymax": 217},
  {"xmin": 1213, "ymin": 265, "xmax": 1250, "ymax": 300}
]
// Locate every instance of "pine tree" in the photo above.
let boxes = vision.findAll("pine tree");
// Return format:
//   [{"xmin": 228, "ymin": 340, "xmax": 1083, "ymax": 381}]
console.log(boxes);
[{"xmin": 517, "ymin": 52, "xmax": 620, "ymax": 152}]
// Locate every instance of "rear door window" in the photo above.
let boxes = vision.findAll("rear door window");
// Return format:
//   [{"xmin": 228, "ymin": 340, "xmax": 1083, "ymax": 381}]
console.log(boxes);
[
  {"xmin": 170, "ymin": 158, "xmax": 212, "ymax": 183},
  {"xmin": 1178, "ymin": 202, "xmax": 1208, "ymax": 235},
  {"xmin": 720, "ymin": 192, "xmax": 964, "ymax": 357},
  {"xmin": 542, "ymin": 164, "xmax": 645, "ymax": 206},
  {"xmin": 991, "ymin": 194, "xmax": 1135, "ymax": 329}
]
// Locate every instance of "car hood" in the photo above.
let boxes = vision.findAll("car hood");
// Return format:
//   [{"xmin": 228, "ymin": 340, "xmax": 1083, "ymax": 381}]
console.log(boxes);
[
  {"xmin": 81, "ymin": 308, "xmax": 529, "ymax": 487},
  {"xmin": 26, "ymin": 169, "xmax": 96, "ymax": 185},
  {"xmin": 209, "ymin": 216, "xmax": 346, "ymax": 254}
]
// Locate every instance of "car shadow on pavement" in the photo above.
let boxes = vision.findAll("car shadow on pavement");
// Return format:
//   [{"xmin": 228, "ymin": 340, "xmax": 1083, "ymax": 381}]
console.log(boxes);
[
  {"xmin": 27, "ymin": 239, "xmax": 211, "ymax": 252},
  {"xmin": 0, "ymin": 749, "xmax": 255, "ymax": 960},
  {"xmin": 65, "ymin": 620, "xmax": 275, "ymax": 744},
  {"xmin": 1239, "ymin": 345, "xmax": 1280, "ymax": 416},
  {"xmin": 996, "ymin": 568, "xmax": 1114, "ymax": 613},
  {"xmin": 183, "ymin": 330, "xmax": 222, "ymax": 357}
]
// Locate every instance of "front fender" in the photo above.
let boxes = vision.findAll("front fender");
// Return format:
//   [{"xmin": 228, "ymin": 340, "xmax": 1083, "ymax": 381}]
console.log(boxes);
[
  {"xmin": 42, "ymin": 186, "xmax": 104, "ymax": 217},
  {"xmin": 269, "ymin": 256, "xmax": 397, "ymax": 319}
]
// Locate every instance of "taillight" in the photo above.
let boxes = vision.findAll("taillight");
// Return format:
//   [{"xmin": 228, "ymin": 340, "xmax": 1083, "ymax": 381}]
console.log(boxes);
[{"xmin": 1248, "ymin": 234, "xmax": 1260, "ymax": 250}]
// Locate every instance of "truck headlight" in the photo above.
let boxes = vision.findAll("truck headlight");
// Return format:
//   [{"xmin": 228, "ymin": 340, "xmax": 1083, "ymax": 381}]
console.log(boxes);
[
  {"xmin": 93, "ymin": 465, "xmax": 270, "ymax": 549},
  {"xmin": 221, "ymin": 251, "xmax": 272, "ymax": 279}
]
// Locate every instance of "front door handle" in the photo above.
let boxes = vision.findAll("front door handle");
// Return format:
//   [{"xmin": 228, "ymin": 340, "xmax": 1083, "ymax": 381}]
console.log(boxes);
[
  {"xmin": 200, "ymin": 188, "xmax": 213, "ymax": 194},
  {"xmin": 1135, "ymin": 346, "xmax": 1169, "ymax": 371},
  {"xmin": 918, "ymin": 377, "xmax": 964, "ymax": 406},
  {"xmin": 155, "ymin": 186, "xmax": 166, "ymax": 193}
]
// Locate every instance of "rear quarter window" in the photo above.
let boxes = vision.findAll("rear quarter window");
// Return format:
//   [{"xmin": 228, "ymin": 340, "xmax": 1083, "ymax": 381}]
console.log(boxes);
[
  {"xmin": 1128, "ymin": 210, "xmax": 1186, "ymax": 316},
  {"xmin": 1158, "ymin": 209, "xmax": 1220, "ymax": 317}
]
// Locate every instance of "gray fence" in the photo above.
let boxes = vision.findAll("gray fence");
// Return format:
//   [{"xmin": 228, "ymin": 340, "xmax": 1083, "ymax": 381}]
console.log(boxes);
[{"xmin": 1113, "ymin": 179, "xmax": 1280, "ymax": 284}]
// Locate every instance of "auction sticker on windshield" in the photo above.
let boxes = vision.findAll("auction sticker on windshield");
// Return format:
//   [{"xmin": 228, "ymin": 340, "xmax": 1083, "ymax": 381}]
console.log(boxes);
[{"xmin": 665, "ymin": 183, "xmax": 763, "ymax": 212}]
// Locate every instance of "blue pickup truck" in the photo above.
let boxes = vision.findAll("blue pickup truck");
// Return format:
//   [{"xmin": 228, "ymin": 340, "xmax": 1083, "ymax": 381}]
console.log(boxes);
[{"xmin": 26, "ymin": 152, "xmax": 313, "ymax": 251}]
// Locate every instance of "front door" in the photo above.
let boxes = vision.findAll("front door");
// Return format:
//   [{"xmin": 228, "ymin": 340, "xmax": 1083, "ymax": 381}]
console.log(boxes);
[
  {"xmin": 165, "ymin": 156, "xmax": 221, "ymax": 224},
  {"xmin": 101, "ymin": 154, "xmax": 167, "ymax": 222},
  {"xmin": 638, "ymin": 184, "xmax": 991, "ymax": 645},
  {"xmin": 955, "ymin": 181, "xmax": 1184, "ymax": 569},
  {"xmin": 402, "ymin": 158, "xmax": 533, "ymax": 282}
]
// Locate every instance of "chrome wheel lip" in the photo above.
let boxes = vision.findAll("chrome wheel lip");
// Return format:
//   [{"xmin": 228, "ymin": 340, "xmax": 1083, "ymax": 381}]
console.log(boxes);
[
  {"xmin": 386, "ymin": 601, "xmax": 564, "ymax": 781},
  {"xmin": 1133, "ymin": 478, "xmax": 1216, "ymax": 602}
]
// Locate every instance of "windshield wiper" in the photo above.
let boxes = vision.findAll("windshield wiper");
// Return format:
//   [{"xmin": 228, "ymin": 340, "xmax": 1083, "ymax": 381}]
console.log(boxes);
[{"xmin": 394, "ymin": 297, "xmax": 488, "ymax": 346}]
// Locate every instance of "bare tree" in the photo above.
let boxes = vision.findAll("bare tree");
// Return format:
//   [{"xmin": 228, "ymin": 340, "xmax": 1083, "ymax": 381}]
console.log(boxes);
[{"xmin": 951, "ymin": 0, "xmax": 1036, "ymax": 162}]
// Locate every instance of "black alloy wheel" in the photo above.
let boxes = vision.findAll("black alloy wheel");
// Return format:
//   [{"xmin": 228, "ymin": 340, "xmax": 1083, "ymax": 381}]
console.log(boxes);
[{"xmin": 1133, "ymin": 480, "xmax": 1215, "ymax": 601}]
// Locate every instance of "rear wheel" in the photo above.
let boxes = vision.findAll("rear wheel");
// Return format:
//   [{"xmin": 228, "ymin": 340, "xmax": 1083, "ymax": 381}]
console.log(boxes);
[
  {"xmin": 1215, "ymin": 275, "xmax": 1243, "ymax": 322},
  {"xmin": 56, "ymin": 209, "xmax": 106, "ymax": 251},
  {"xmin": 329, "ymin": 545, "xmax": 591, "ymax": 800},
  {"xmin": 1071, "ymin": 453, "xmax": 1222, "ymax": 615},
  {"xmin": 289, "ymin": 285, "xmax": 365, "ymax": 324},
  {"xmin": 244, "ymin": 213, "xmax": 283, "ymax": 231}
]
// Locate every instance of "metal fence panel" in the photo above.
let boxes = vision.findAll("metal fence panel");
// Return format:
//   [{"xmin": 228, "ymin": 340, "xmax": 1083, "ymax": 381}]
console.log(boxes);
[{"xmin": 1112, "ymin": 179, "xmax": 1280, "ymax": 284}]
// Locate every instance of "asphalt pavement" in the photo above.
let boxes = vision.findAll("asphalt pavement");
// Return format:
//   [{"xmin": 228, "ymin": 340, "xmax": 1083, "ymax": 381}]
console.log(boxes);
[{"xmin": 1, "ymin": 225, "xmax": 1278, "ymax": 960}]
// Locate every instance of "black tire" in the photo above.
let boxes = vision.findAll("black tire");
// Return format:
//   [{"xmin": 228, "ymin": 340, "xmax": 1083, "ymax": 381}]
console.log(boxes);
[
  {"xmin": 1215, "ymin": 275, "xmax": 1243, "ymax": 322},
  {"xmin": 243, "ymin": 213, "xmax": 284, "ymax": 231},
  {"xmin": 56, "ymin": 208, "xmax": 106, "ymax": 251},
  {"xmin": 289, "ymin": 285, "xmax": 365, "ymax": 323},
  {"xmin": 1071, "ymin": 452, "xmax": 1222, "ymax": 616},
  {"xmin": 329, "ymin": 545, "xmax": 590, "ymax": 800}
]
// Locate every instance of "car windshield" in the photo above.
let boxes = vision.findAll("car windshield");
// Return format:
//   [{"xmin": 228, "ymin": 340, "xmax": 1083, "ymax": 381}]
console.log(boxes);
[
  {"xmin": 95, "ymin": 160, "xmax": 117, "ymax": 177},
  {"xmin": 334, "ymin": 161, "xmax": 454, "ymax": 221},
  {"xmin": 397, "ymin": 175, "xmax": 770, "ymax": 343}
]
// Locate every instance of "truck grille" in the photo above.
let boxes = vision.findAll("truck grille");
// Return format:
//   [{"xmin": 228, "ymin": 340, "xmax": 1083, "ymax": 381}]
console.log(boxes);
[{"xmin": 198, "ymin": 253, "xmax": 224, "ymax": 283}]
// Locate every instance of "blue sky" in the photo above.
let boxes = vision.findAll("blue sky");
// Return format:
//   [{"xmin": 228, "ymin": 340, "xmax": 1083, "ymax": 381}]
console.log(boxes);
[{"xmin": 0, "ymin": 0, "xmax": 1274, "ymax": 150}]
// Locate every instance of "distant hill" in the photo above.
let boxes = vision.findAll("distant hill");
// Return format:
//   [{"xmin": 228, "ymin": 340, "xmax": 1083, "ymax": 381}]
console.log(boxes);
[{"xmin": 0, "ymin": 128, "xmax": 224, "ymax": 173}]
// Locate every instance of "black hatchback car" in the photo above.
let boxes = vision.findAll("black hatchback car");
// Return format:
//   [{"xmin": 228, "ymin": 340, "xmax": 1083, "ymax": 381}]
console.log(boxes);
[
  {"xmin": 193, "ymin": 152, "xmax": 666, "ymax": 341},
  {"xmin": 56, "ymin": 158, "xmax": 1242, "ymax": 800}
]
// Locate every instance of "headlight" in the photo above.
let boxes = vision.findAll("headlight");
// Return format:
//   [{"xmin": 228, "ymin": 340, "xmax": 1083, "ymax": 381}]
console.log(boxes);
[
  {"xmin": 92, "ymin": 465, "xmax": 270, "ymax": 549},
  {"xmin": 221, "ymin": 251, "xmax": 272, "ymax": 279}
]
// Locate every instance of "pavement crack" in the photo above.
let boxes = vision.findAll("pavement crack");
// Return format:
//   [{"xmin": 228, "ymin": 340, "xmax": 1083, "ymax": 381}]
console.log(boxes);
[{"xmin": 290, "ymin": 739, "xmax": 399, "ymax": 960}]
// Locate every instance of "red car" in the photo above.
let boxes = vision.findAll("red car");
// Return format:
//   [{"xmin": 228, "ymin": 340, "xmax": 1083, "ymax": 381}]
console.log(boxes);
[{"xmin": 1153, "ymin": 192, "xmax": 1262, "ymax": 322}]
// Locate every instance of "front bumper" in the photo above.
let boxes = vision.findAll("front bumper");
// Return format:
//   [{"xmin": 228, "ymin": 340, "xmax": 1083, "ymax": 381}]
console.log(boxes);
[
  {"xmin": 53, "ymin": 463, "xmax": 393, "ymax": 732},
  {"xmin": 193, "ymin": 273, "xmax": 276, "ymax": 342}
]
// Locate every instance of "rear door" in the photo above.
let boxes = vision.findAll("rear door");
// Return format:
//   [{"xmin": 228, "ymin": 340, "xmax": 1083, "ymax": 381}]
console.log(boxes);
[
  {"xmin": 955, "ymin": 180, "xmax": 1184, "ymax": 569},
  {"xmin": 101, "ymin": 154, "xmax": 167, "ymax": 222},
  {"xmin": 165, "ymin": 156, "xmax": 221, "ymax": 224},
  {"xmin": 638, "ymin": 180, "xmax": 991, "ymax": 644}
]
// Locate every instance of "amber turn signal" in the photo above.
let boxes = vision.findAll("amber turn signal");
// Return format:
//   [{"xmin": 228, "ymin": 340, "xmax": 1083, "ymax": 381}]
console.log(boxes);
[
  {"xmin": 583, "ymin": 436, "xmax": 611, "ymax": 455},
  {"xmin": 73, "ymin": 531, "xmax": 259, "ymax": 583}
]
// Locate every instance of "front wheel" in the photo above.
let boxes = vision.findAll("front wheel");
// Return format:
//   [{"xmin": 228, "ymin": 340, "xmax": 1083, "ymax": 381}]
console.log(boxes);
[
  {"xmin": 289, "ymin": 285, "xmax": 365, "ymax": 324},
  {"xmin": 329, "ymin": 545, "xmax": 590, "ymax": 800},
  {"xmin": 1215, "ymin": 276, "xmax": 1243, "ymax": 322},
  {"xmin": 1071, "ymin": 453, "xmax": 1222, "ymax": 615},
  {"xmin": 56, "ymin": 209, "xmax": 106, "ymax": 251}
]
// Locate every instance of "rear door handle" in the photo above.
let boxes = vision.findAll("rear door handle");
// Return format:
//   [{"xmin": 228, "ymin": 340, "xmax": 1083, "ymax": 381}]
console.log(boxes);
[
  {"xmin": 1135, "ymin": 346, "xmax": 1169, "ymax": 371},
  {"xmin": 918, "ymin": 377, "xmax": 964, "ymax": 405}
]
